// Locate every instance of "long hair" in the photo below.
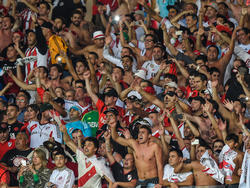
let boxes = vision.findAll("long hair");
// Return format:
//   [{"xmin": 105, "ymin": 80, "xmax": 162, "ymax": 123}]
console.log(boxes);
[{"xmin": 32, "ymin": 149, "xmax": 47, "ymax": 168}]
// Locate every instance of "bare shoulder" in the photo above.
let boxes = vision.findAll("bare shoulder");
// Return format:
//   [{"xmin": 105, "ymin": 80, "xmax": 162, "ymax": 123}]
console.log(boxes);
[{"xmin": 191, "ymin": 160, "xmax": 201, "ymax": 170}]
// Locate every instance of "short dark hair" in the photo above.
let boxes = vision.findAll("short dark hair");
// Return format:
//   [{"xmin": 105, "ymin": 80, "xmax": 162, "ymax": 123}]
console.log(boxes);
[
  {"xmin": 145, "ymin": 34, "xmax": 157, "ymax": 43},
  {"xmin": 54, "ymin": 150, "xmax": 67, "ymax": 158},
  {"xmin": 207, "ymin": 45, "xmax": 219, "ymax": 55},
  {"xmin": 122, "ymin": 55, "xmax": 133, "ymax": 62},
  {"xmin": 212, "ymin": 139, "xmax": 224, "ymax": 149},
  {"xmin": 39, "ymin": 66, "xmax": 49, "ymax": 77},
  {"xmin": 226, "ymin": 134, "xmax": 239, "ymax": 143},
  {"xmin": 4, "ymin": 15, "xmax": 15, "ymax": 24},
  {"xmin": 50, "ymin": 64, "xmax": 63, "ymax": 74},
  {"xmin": 195, "ymin": 55, "xmax": 207, "ymax": 63},
  {"xmin": 54, "ymin": 16, "xmax": 66, "ymax": 24},
  {"xmin": 75, "ymin": 80, "xmax": 86, "ymax": 88},
  {"xmin": 84, "ymin": 137, "xmax": 99, "ymax": 149},
  {"xmin": 209, "ymin": 67, "xmax": 220, "ymax": 75},
  {"xmin": 71, "ymin": 10, "xmax": 82, "ymax": 17},
  {"xmin": 39, "ymin": 1, "xmax": 51, "ymax": 11},
  {"xmin": 164, "ymin": 73, "xmax": 178, "ymax": 83},
  {"xmin": 139, "ymin": 125, "xmax": 152, "ymax": 134},
  {"xmin": 8, "ymin": 103, "xmax": 19, "ymax": 112},
  {"xmin": 238, "ymin": 27, "xmax": 249, "ymax": 35},
  {"xmin": 169, "ymin": 148, "xmax": 183, "ymax": 158},
  {"xmin": 195, "ymin": 72, "xmax": 207, "ymax": 82},
  {"xmin": 19, "ymin": 90, "xmax": 31, "ymax": 103},
  {"xmin": 112, "ymin": 66, "xmax": 125, "ymax": 76},
  {"xmin": 27, "ymin": 104, "xmax": 39, "ymax": 113},
  {"xmin": 89, "ymin": 51, "xmax": 99, "ymax": 59}
]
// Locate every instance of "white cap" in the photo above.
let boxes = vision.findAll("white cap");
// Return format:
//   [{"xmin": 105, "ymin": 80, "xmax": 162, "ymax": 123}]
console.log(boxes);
[
  {"xmin": 165, "ymin": 81, "xmax": 178, "ymax": 88},
  {"xmin": 134, "ymin": 69, "xmax": 146, "ymax": 80},
  {"xmin": 138, "ymin": 117, "xmax": 153, "ymax": 127},
  {"xmin": 127, "ymin": 91, "xmax": 142, "ymax": 100},
  {"xmin": 93, "ymin": 31, "xmax": 105, "ymax": 40},
  {"xmin": 143, "ymin": 117, "xmax": 153, "ymax": 127}
]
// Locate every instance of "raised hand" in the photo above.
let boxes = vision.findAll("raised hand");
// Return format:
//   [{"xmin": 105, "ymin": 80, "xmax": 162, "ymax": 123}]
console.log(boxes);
[
  {"xmin": 104, "ymin": 131, "xmax": 111, "ymax": 140},
  {"xmin": 107, "ymin": 116, "xmax": 117, "ymax": 128},
  {"xmin": 218, "ymin": 119, "xmax": 227, "ymax": 131},
  {"xmin": 105, "ymin": 35, "xmax": 113, "ymax": 46},
  {"xmin": 223, "ymin": 99, "xmax": 234, "ymax": 111},
  {"xmin": 122, "ymin": 129, "xmax": 132, "ymax": 139}
]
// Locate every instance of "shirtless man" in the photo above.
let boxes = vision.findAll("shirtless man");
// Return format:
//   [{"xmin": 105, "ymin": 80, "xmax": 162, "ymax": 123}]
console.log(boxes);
[
  {"xmin": 110, "ymin": 116, "xmax": 163, "ymax": 187},
  {"xmin": 174, "ymin": 143, "xmax": 224, "ymax": 187},
  {"xmin": 219, "ymin": 134, "xmax": 244, "ymax": 187},
  {"xmin": 0, "ymin": 15, "xmax": 14, "ymax": 52},
  {"xmin": 70, "ymin": 30, "xmax": 105, "ymax": 60}
]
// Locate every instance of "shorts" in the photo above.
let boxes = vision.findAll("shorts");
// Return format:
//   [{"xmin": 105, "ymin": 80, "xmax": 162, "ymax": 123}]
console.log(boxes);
[{"xmin": 136, "ymin": 177, "xmax": 159, "ymax": 188}]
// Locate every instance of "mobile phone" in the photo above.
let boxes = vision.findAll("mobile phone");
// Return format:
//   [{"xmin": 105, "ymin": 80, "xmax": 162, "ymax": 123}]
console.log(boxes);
[{"xmin": 21, "ymin": 160, "xmax": 26, "ymax": 166}]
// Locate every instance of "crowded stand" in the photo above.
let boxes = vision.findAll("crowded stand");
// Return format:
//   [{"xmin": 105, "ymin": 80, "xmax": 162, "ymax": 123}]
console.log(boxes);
[{"xmin": 0, "ymin": 0, "xmax": 249, "ymax": 187}]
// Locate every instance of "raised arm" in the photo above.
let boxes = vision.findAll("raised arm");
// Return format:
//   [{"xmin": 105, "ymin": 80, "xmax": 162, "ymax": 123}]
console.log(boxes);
[{"xmin": 83, "ymin": 71, "xmax": 99, "ymax": 104}]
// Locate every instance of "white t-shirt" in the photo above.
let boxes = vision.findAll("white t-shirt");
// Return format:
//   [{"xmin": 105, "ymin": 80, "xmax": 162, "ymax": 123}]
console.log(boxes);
[
  {"xmin": 49, "ymin": 167, "xmax": 75, "ymax": 188},
  {"xmin": 163, "ymin": 164, "xmax": 192, "ymax": 183},
  {"xmin": 76, "ymin": 149, "xmax": 114, "ymax": 188},
  {"xmin": 27, "ymin": 121, "xmax": 62, "ymax": 148},
  {"xmin": 142, "ymin": 60, "xmax": 160, "ymax": 80}
]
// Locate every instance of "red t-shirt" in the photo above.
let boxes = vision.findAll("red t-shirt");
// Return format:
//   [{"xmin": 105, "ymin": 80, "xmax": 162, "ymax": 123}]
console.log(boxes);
[
  {"xmin": 0, "ymin": 139, "xmax": 15, "ymax": 160},
  {"xmin": 96, "ymin": 99, "xmax": 124, "ymax": 128}
]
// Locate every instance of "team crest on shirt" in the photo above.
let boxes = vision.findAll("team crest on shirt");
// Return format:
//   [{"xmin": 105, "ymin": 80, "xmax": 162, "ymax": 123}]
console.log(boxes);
[
  {"xmin": 8, "ymin": 142, "xmax": 13, "ymax": 147},
  {"xmin": 127, "ymin": 174, "xmax": 132, "ymax": 181}
]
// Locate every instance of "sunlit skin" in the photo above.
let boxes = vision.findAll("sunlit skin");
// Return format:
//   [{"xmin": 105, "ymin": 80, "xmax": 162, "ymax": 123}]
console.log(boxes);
[{"xmin": 83, "ymin": 141, "xmax": 97, "ymax": 157}]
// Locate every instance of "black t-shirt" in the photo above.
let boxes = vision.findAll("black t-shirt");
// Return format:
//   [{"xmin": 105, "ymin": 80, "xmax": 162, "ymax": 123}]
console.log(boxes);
[
  {"xmin": 1, "ymin": 148, "xmax": 33, "ymax": 186},
  {"xmin": 110, "ymin": 162, "xmax": 138, "ymax": 187},
  {"xmin": 7, "ymin": 121, "xmax": 24, "ymax": 139}
]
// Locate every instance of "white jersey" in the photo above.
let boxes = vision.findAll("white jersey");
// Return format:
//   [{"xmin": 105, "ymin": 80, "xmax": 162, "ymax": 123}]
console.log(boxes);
[
  {"xmin": 25, "ymin": 46, "xmax": 48, "ymax": 84},
  {"xmin": 163, "ymin": 164, "xmax": 192, "ymax": 183},
  {"xmin": 142, "ymin": 60, "xmax": 160, "ymax": 80},
  {"xmin": 76, "ymin": 149, "xmax": 114, "ymax": 188},
  {"xmin": 27, "ymin": 121, "xmax": 62, "ymax": 148},
  {"xmin": 48, "ymin": 167, "xmax": 75, "ymax": 188}
]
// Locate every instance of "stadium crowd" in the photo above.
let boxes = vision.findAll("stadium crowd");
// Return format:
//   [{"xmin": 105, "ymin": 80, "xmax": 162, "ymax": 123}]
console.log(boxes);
[{"xmin": 0, "ymin": 0, "xmax": 249, "ymax": 187}]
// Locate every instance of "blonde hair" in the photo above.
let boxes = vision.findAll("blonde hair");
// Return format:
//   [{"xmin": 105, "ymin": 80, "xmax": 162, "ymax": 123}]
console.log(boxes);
[{"xmin": 32, "ymin": 149, "xmax": 48, "ymax": 168}]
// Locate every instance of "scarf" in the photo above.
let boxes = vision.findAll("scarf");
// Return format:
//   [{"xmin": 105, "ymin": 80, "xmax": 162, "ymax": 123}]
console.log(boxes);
[
  {"xmin": 219, "ymin": 144, "xmax": 237, "ymax": 181},
  {"xmin": 239, "ymin": 151, "xmax": 250, "ymax": 188},
  {"xmin": 200, "ymin": 150, "xmax": 224, "ymax": 184}
]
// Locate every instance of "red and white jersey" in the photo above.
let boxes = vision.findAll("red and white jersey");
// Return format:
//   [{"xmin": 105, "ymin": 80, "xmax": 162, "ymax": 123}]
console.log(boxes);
[
  {"xmin": 163, "ymin": 164, "xmax": 192, "ymax": 183},
  {"xmin": 26, "ymin": 121, "xmax": 62, "ymax": 148},
  {"xmin": 76, "ymin": 149, "xmax": 114, "ymax": 188},
  {"xmin": 20, "ymin": 9, "xmax": 35, "ymax": 31},
  {"xmin": 25, "ymin": 47, "xmax": 48, "ymax": 83}
]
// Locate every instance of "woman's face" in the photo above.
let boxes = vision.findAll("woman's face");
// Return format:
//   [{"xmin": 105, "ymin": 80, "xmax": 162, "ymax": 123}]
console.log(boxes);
[
  {"xmin": 27, "ymin": 107, "xmax": 37, "ymax": 120},
  {"xmin": 32, "ymin": 152, "xmax": 42, "ymax": 166}
]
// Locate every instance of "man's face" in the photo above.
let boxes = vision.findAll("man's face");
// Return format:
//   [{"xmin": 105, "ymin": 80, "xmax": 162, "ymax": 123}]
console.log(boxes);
[
  {"xmin": 69, "ymin": 108, "xmax": 81, "ymax": 121},
  {"xmin": 7, "ymin": 106, "xmax": 18, "ymax": 120},
  {"xmin": 205, "ymin": 7, "xmax": 217, "ymax": 19},
  {"xmin": 112, "ymin": 67, "xmax": 122, "ymax": 81},
  {"xmin": 83, "ymin": 141, "xmax": 97, "ymax": 157},
  {"xmin": 194, "ymin": 77, "xmax": 205, "ymax": 91},
  {"xmin": 0, "ymin": 130, "xmax": 9, "ymax": 142},
  {"xmin": 121, "ymin": 48, "xmax": 130, "ymax": 57},
  {"xmin": 211, "ymin": 71, "xmax": 220, "ymax": 81},
  {"xmin": 38, "ymin": 4, "xmax": 49, "ymax": 16},
  {"xmin": 54, "ymin": 18, "xmax": 64, "ymax": 32},
  {"xmin": 186, "ymin": 16, "xmax": 196, "ymax": 29},
  {"xmin": 207, "ymin": 47, "xmax": 218, "ymax": 61},
  {"xmin": 65, "ymin": 91, "xmax": 75, "ymax": 101},
  {"xmin": 213, "ymin": 141, "xmax": 224, "ymax": 152},
  {"xmin": 98, "ymin": 142, "xmax": 106, "ymax": 157},
  {"xmin": 88, "ymin": 54, "xmax": 98, "ymax": 65},
  {"xmin": 149, "ymin": 113, "xmax": 158, "ymax": 126},
  {"xmin": 168, "ymin": 8, "xmax": 177, "ymax": 19},
  {"xmin": 27, "ymin": 32, "xmax": 36, "ymax": 47},
  {"xmin": 138, "ymin": 128, "xmax": 150, "ymax": 144},
  {"xmin": 15, "ymin": 133, "xmax": 27, "ymax": 149},
  {"xmin": 54, "ymin": 154, "xmax": 66, "ymax": 168},
  {"xmin": 16, "ymin": 96, "xmax": 28, "ymax": 110},
  {"xmin": 76, "ymin": 62, "xmax": 86, "ymax": 75},
  {"xmin": 144, "ymin": 36, "xmax": 154, "ymax": 49},
  {"xmin": 38, "ymin": 67, "xmax": 47, "ymax": 79},
  {"xmin": 226, "ymin": 139, "xmax": 236, "ymax": 149},
  {"xmin": 2, "ymin": 17, "xmax": 12, "ymax": 30},
  {"xmin": 237, "ymin": 30, "xmax": 249, "ymax": 45},
  {"xmin": 71, "ymin": 13, "xmax": 82, "ymax": 27},
  {"xmin": 6, "ymin": 46, "xmax": 17, "ymax": 59},
  {"xmin": 72, "ymin": 130, "xmax": 84, "ymax": 144},
  {"xmin": 105, "ymin": 112, "xmax": 116, "ymax": 123},
  {"xmin": 104, "ymin": 96, "xmax": 116, "ymax": 106},
  {"xmin": 123, "ymin": 154, "xmax": 134, "ymax": 169},
  {"xmin": 94, "ymin": 38, "xmax": 105, "ymax": 48},
  {"xmin": 122, "ymin": 57, "xmax": 132, "ymax": 71},
  {"xmin": 218, "ymin": 4, "xmax": 228, "ymax": 16},
  {"xmin": 191, "ymin": 99, "xmax": 201, "ymax": 112},
  {"xmin": 164, "ymin": 94, "xmax": 176, "ymax": 109},
  {"xmin": 169, "ymin": 151, "xmax": 182, "ymax": 166},
  {"xmin": 152, "ymin": 47, "xmax": 164, "ymax": 61},
  {"xmin": 134, "ymin": 14, "xmax": 143, "ymax": 21},
  {"xmin": 196, "ymin": 146, "xmax": 206, "ymax": 160},
  {"xmin": 75, "ymin": 88, "xmax": 85, "ymax": 101},
  {"xmin": 50, "ymin": 66, "xmax": 61, "ymax": 80}
]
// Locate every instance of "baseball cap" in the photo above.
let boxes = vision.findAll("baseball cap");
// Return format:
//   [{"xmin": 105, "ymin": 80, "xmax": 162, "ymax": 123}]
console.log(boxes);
[
  {"xmin": 140, "ymin": 117, "xmax": 153, "ymax": 127},
  {"xmin": 40, "ymin": 103, "xmax": 53, "ymax": 113},
  {"xmin": 205, "ymin": 2, "xmax": 218, "ymax": 12},
  {"xmin": 104, "ymin": 88, "xmax": 118, "ymax": 98},
  {"xmin": 127, "ymin": 91, "xmax": 142, "ymax": 100},
  {"xmin": 104, "ymin": 107, "xmax": 119, "ymax": 116},
  {"xmin": 69, "ymin": 106, "xmax": 82, "ymax": 114},
  {"xmin": 134, "ymin": 70, "xmax": 146, "ymax": 80},
  {"xmin": 93, "ymin": 31, "xmax": 105, "ymax": 40},
  {"xmin": 134, "ymin": 10, "xmax": 144, "ymax": 16},
  {"xmin": 41, "ymin": 22, "xmax": 53, "ymax": 30}
]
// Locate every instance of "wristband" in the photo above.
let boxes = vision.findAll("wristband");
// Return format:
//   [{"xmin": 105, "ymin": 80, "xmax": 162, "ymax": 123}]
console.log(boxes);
[
  {"xmin": 19, "ymin": 175, "xmax": 24, "ymax": 183},
  {"xmin": 33, "ymin": 174, "xmax": 39, "ymax": 182}
]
